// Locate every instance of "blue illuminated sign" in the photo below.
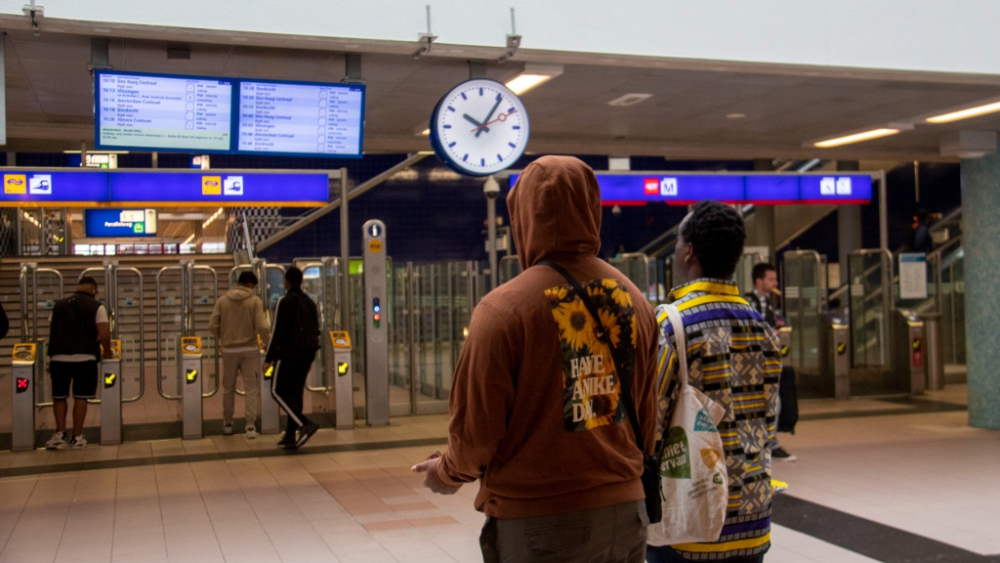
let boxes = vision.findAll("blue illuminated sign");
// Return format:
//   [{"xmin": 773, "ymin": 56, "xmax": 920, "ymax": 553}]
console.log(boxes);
[
  {"xmin": 85, "ymin": 209, "xmax": 158, "ymax": 237},
  {"xmin": 0, "ymin": 170, "xmax": 329, "ymax": 207},
  {"xmin": 0, "ymin": 171, "xmax": 108, "ymax": 205},
  {"xmin": 508, "ymin": 173, "xmax": 873, "ymax": 205},
  {"xmin": 109, "ymin": 172, "xmax": 329, "ymax": 205}
]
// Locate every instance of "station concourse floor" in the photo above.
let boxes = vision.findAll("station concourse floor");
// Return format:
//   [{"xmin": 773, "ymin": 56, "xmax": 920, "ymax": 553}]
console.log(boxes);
[{"xmin": 0, "ymin": 385, "xmax": 998, "ymax": 563}]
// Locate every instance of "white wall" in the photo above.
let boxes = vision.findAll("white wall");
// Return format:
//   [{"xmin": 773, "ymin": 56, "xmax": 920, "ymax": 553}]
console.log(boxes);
[{"xmin": 7, "ymin": 0, "xmax": 1000, "ymax": 75}]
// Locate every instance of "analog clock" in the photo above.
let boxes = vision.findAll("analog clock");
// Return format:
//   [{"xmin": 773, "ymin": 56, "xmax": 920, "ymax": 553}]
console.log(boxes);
[{"xmin": 429, "ymin": 78, "xmax": 530, "ymax": 177}]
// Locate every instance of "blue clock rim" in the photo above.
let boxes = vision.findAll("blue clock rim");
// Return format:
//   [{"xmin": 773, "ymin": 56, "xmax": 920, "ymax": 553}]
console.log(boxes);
[{"xmin": 429, "ymin": 78, "xmax": 530, "ymax": 178}]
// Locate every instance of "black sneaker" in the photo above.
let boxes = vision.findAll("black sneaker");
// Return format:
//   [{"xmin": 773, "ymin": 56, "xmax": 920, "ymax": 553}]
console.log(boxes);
[
  {"xmin": 294, "ymin": 423, "xmax": 319, "ymax": 449},
  {"xmin": 772, "ymin": 447, "xmax": 797, "ymax": 462},
  {"xmin": 277, "ymin": 432, "xmax": 296, "ymax": 449}
]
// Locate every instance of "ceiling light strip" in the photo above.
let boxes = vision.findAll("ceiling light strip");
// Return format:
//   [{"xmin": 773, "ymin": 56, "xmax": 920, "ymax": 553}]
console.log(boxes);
[
  {"xmin": 814, "ymin": 128, "xmax": 899, "ymax": 148},
  {"xmin": 927, "ymin": 101, "xmax": 1000, "ymax": 124}
]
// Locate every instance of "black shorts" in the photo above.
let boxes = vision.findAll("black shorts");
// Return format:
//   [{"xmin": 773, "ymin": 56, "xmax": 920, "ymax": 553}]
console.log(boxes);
[{"xmin": 50, "ymin": 360, "xmax": 99, "ymax": 400}]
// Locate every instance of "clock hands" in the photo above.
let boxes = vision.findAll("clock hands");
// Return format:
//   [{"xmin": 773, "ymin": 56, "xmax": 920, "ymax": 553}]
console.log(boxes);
[
  {"xmin": 470, "ymin": 109, "xmax": 517, "ymax": 133},
  {"xmin": 476, "ymin": 96, "xmax": 503, "ymax": 138},
  {"xmin": 462, "ymin": 113, "xmax": 490, "ymax": 134}
]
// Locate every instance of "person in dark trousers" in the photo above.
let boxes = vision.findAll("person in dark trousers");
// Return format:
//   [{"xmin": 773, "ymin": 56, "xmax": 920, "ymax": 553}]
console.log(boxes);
[
  {"xmin": 746, "ymin": 263, "xmax": 797, "ymax": 462},
  {"xmin": 45, "ymin": 277, "xmax": 113, "ymax": 450},
  {"xmin": 263, "ymin": 267, "xmax": 320, "ymax": 450}
]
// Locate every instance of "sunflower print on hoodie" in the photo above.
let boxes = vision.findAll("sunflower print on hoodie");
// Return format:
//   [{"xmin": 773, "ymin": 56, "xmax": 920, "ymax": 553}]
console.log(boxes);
[{"xmin": 545, "ymin": 279, "xmax": 637, "ymax": 432}]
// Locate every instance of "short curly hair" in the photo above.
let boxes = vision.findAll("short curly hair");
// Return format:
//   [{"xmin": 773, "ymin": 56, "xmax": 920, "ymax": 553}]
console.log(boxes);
[{"xmin": 681, "ymin": 200, "xmax": 746, "ymax": 279}]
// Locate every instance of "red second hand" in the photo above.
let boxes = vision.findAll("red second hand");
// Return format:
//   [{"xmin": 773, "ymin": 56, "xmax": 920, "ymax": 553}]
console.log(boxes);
[{"xmin": 472, "ymin": 110, "xmax": 517, "ymax": 132}]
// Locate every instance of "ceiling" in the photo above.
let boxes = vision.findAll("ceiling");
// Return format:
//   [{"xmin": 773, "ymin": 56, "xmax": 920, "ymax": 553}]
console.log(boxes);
[{"xmin": 4, "ymin": 27, "xmax": 1000, "ymax": 161}]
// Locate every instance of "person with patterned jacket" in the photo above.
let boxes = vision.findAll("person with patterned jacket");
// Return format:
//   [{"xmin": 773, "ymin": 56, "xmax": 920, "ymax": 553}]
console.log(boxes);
[{"xmin": 648, "ymin": 200, "xmax": 782, "ymax": 563}]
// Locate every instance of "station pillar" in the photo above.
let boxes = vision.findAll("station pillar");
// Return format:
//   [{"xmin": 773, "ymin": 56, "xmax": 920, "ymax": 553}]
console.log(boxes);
[
  {"xmin": 836, "ymin": 161, "xmax": 863, "ymax": 285},
  {"xmin": 960, "ymin": 151, "xmax": 1000, "ymax": 429}
]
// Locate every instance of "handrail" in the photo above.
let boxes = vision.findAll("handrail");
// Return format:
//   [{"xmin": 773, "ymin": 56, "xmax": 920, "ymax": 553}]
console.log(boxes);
[
  {"xmin": 119, "ymin": 267, "xmax": 145, "ymax": 403},
  {"xmin": 194, "ymin": 265, "xmax": 221, "ymax": 399},
  {"xmin": 256, "ymin": 153, "xmax": 428, "ymax": 252},
  {"xmin": 156, "ymin": 266, "xmax": 182, "ymax": 400}
]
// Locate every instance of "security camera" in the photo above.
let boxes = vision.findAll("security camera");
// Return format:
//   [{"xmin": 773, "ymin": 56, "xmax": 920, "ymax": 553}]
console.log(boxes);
[{"xmin": 483, "ymin": 176, "xmax": 500, "ymax": 199}]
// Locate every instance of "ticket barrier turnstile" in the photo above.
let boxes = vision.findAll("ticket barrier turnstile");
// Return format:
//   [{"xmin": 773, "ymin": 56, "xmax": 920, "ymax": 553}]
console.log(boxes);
[
  {"xmin": 179, "ymin": 336, "xmax": 205, "ymax": 439},
  {"xmin": 813, "ymin": 314, "xmax": 851, "ymax": 400},
  {"xmin": 11, "ymin": 343, "xmax": 39, "ymax": 452},
  {"xmin": 331, "ymin": 331, "xmax": 354, "ymax": 430},
  {"xmin": 100, "ymin": 340, "xmax": 123, "ymax": 445},
  {"xmin": 894, "ymin": 311, "xmax": 926, "ymax": 395},
  {"xmin": 260, "ymin": 350, "xmax": 281, "ymax": 435}
]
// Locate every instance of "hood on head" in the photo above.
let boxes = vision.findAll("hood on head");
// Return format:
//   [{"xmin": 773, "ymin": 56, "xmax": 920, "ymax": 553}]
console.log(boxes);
[
  {"xmin": 226, "ymin": 286, "xmax": 256, "ymax": 302},
  {"xmin": 507, "ymin": 156, "xmax": 602, "ymax": 271}
]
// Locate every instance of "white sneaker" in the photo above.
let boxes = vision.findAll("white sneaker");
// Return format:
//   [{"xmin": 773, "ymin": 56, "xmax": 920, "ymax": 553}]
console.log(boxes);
[
  {"xmin": 222, "ymin": 422, "xmax": 234, "ymax": 436},
  {"xmin": 69, "ymin": 435, "xmax": 87, "ymax": 449},
  {"xmin": 45, "ymin": 431, "xmax": 68, "ymax": 450},
  {"xmin": 245, "ymin": 426, "xmax": 257, "ymax": 439}
]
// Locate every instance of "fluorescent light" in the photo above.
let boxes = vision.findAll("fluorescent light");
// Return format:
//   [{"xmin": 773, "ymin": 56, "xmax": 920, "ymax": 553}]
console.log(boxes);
[
  {"xmin": 504, "ymin": 64, "xmax": 563, "ymax": 95},
  {"xmin": 182, "ymin": 234, "xmax": 195, "ymax": 245},
  {"xmin": 202, "ymin": 207, "xmax": 225, "ymax": 229},
  {"xmin": 419, "ymin": 129, "xmax": 430, "ymax": 136},
  {"xmin": 927, "ymin": 101, "xmax": 1000, "ymax": 123},
  {"xmin": 814, "ymin": 128, "xmax": 899, "ymax": 148}
]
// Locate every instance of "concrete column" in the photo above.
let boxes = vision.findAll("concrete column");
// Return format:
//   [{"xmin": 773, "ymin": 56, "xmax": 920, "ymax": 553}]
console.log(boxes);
[
  {"xmin": 960, "ymin": 152, "xmax": 1000, "ymax": 429},
  {"xmin": 752, "ymin": 159, "xmax": 775, "ymax": 261},
  {"xmin": 836, "ymin": 161, "xmax": 863, "ymax": 284}
]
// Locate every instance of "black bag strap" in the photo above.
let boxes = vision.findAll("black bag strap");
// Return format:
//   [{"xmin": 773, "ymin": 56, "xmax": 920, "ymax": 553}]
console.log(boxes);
[{"xmin": 539, "ymin": 260, "xmax": 646, "ymax": 454}]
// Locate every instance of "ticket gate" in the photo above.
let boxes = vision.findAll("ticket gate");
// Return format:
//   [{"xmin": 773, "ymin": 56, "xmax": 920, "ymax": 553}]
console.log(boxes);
[
  {"xmin": 179, "ymin": 337, "xmax": 205, "ymax": 439},
  {"xmin": 807, "ymin": 313, "xmax": 851, "ymax": 400},
  {"xmin": 11, "ymin": 343, "xmax": 39, "ymax": 452},
  {"xmin": 363, "ymin": 221, "xmax": 390, "ymax": 426},
  {"xmin": 894, "ymin": 311, "xmax": 926, "ymax": 395},
  {"xmin": 156, "ymin": 261, "xmax": 220, "ymax": 438},
  {"xmin": 100, "ymin": 340, "xmax": 123, "ymax": 445},
  {"xmin": 260, "ymin": 353, "xmax": 280, "ymax": 435},
  {"xmin": 18, "ymin": 263, "xmax": 63, "ymax": 407},
  {"xmin": 331, "ymin": 331, "xmax": 354, "ymax": 430},
  {"xmin": 80, "ymin": 262, "xmax": 146, "ymax": 408}
]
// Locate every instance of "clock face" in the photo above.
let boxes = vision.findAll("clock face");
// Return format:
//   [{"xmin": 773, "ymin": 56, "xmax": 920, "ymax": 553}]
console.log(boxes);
[{"xmin": 431, "ymin": 79, "xmax": 530, "ymax": 177}]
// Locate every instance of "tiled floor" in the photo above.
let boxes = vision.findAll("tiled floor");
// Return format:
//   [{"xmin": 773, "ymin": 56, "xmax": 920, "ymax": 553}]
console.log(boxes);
[{"xmin": 0, "ymin": 386, "xmax": 997, "ymax": 562}]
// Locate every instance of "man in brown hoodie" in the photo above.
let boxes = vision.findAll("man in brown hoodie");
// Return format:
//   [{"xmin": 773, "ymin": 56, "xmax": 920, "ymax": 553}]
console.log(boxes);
[
  {"xmin": 210, "ymin": 271, "xmax": 270, "ymax": 438},
  {"xmin": 412, "ymin": 156, "xmax": 659, "ymax": 562}
]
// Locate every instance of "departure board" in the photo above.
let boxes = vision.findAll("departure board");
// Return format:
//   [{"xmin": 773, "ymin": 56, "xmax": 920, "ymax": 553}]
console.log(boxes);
[
  {"xmin": 237, "ymin": 81, "xmax": 365, "ymax": 157},
  {"xmin": 96, "ymin": 71, "xmax": 233, "ymax": 152}
]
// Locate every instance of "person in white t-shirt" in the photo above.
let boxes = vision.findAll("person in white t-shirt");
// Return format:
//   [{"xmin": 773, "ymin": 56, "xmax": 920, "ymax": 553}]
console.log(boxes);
[{"xmin": 45, "ymin": 277, "xmax": 112, "ymax": 450}]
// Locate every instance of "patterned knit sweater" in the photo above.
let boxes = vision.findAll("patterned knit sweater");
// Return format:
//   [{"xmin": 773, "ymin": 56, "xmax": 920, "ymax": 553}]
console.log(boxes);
[{"xmin": 655, "ymin": 279, "xmax": 782, "ymax": 561}]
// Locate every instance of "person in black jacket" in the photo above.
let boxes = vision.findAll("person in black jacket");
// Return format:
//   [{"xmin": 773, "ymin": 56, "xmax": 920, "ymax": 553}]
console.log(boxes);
[
  {"xmin": 263, "ymin": 267, "xmax": 321, "ymax": 450},
  {"xmin": 745, "ymin": 263, "xmax": 797, "ymax": 462},
  {"xmin": 46, "ymin": 277, "xmax": 113, "ymax": 449}
]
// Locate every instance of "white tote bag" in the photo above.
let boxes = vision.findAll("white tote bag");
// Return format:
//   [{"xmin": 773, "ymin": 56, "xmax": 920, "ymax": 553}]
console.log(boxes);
[{"xmin": 648, "ymin": 304, "xmax": 729, "ymax": 547}]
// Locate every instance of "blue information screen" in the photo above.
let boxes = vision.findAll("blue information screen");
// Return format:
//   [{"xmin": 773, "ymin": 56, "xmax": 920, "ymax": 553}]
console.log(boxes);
[
  {"xmin": 85, "ymin": 209, "xmax": 158, "ymax": 237},
  {"xmin": 508, "ymin": 173, "xmax": 873, "ymax": 205},
  {"xmin": 109, "ymin": 172, "xmax": 329, "ymax": 206},
  {"xmin": 237, "ymin": 80, "xmax": 365, "ymax": 157},
  {"xmin": 0, "ymin": 171, "xmax": 108, "ymax": 205},
  {"xmin": 95, "ymin": 71, "xmax": 234, "ymax": 152},
  {"xmin": 95, "ymin": 71, "xmax": 366, "ymax": 158}
]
